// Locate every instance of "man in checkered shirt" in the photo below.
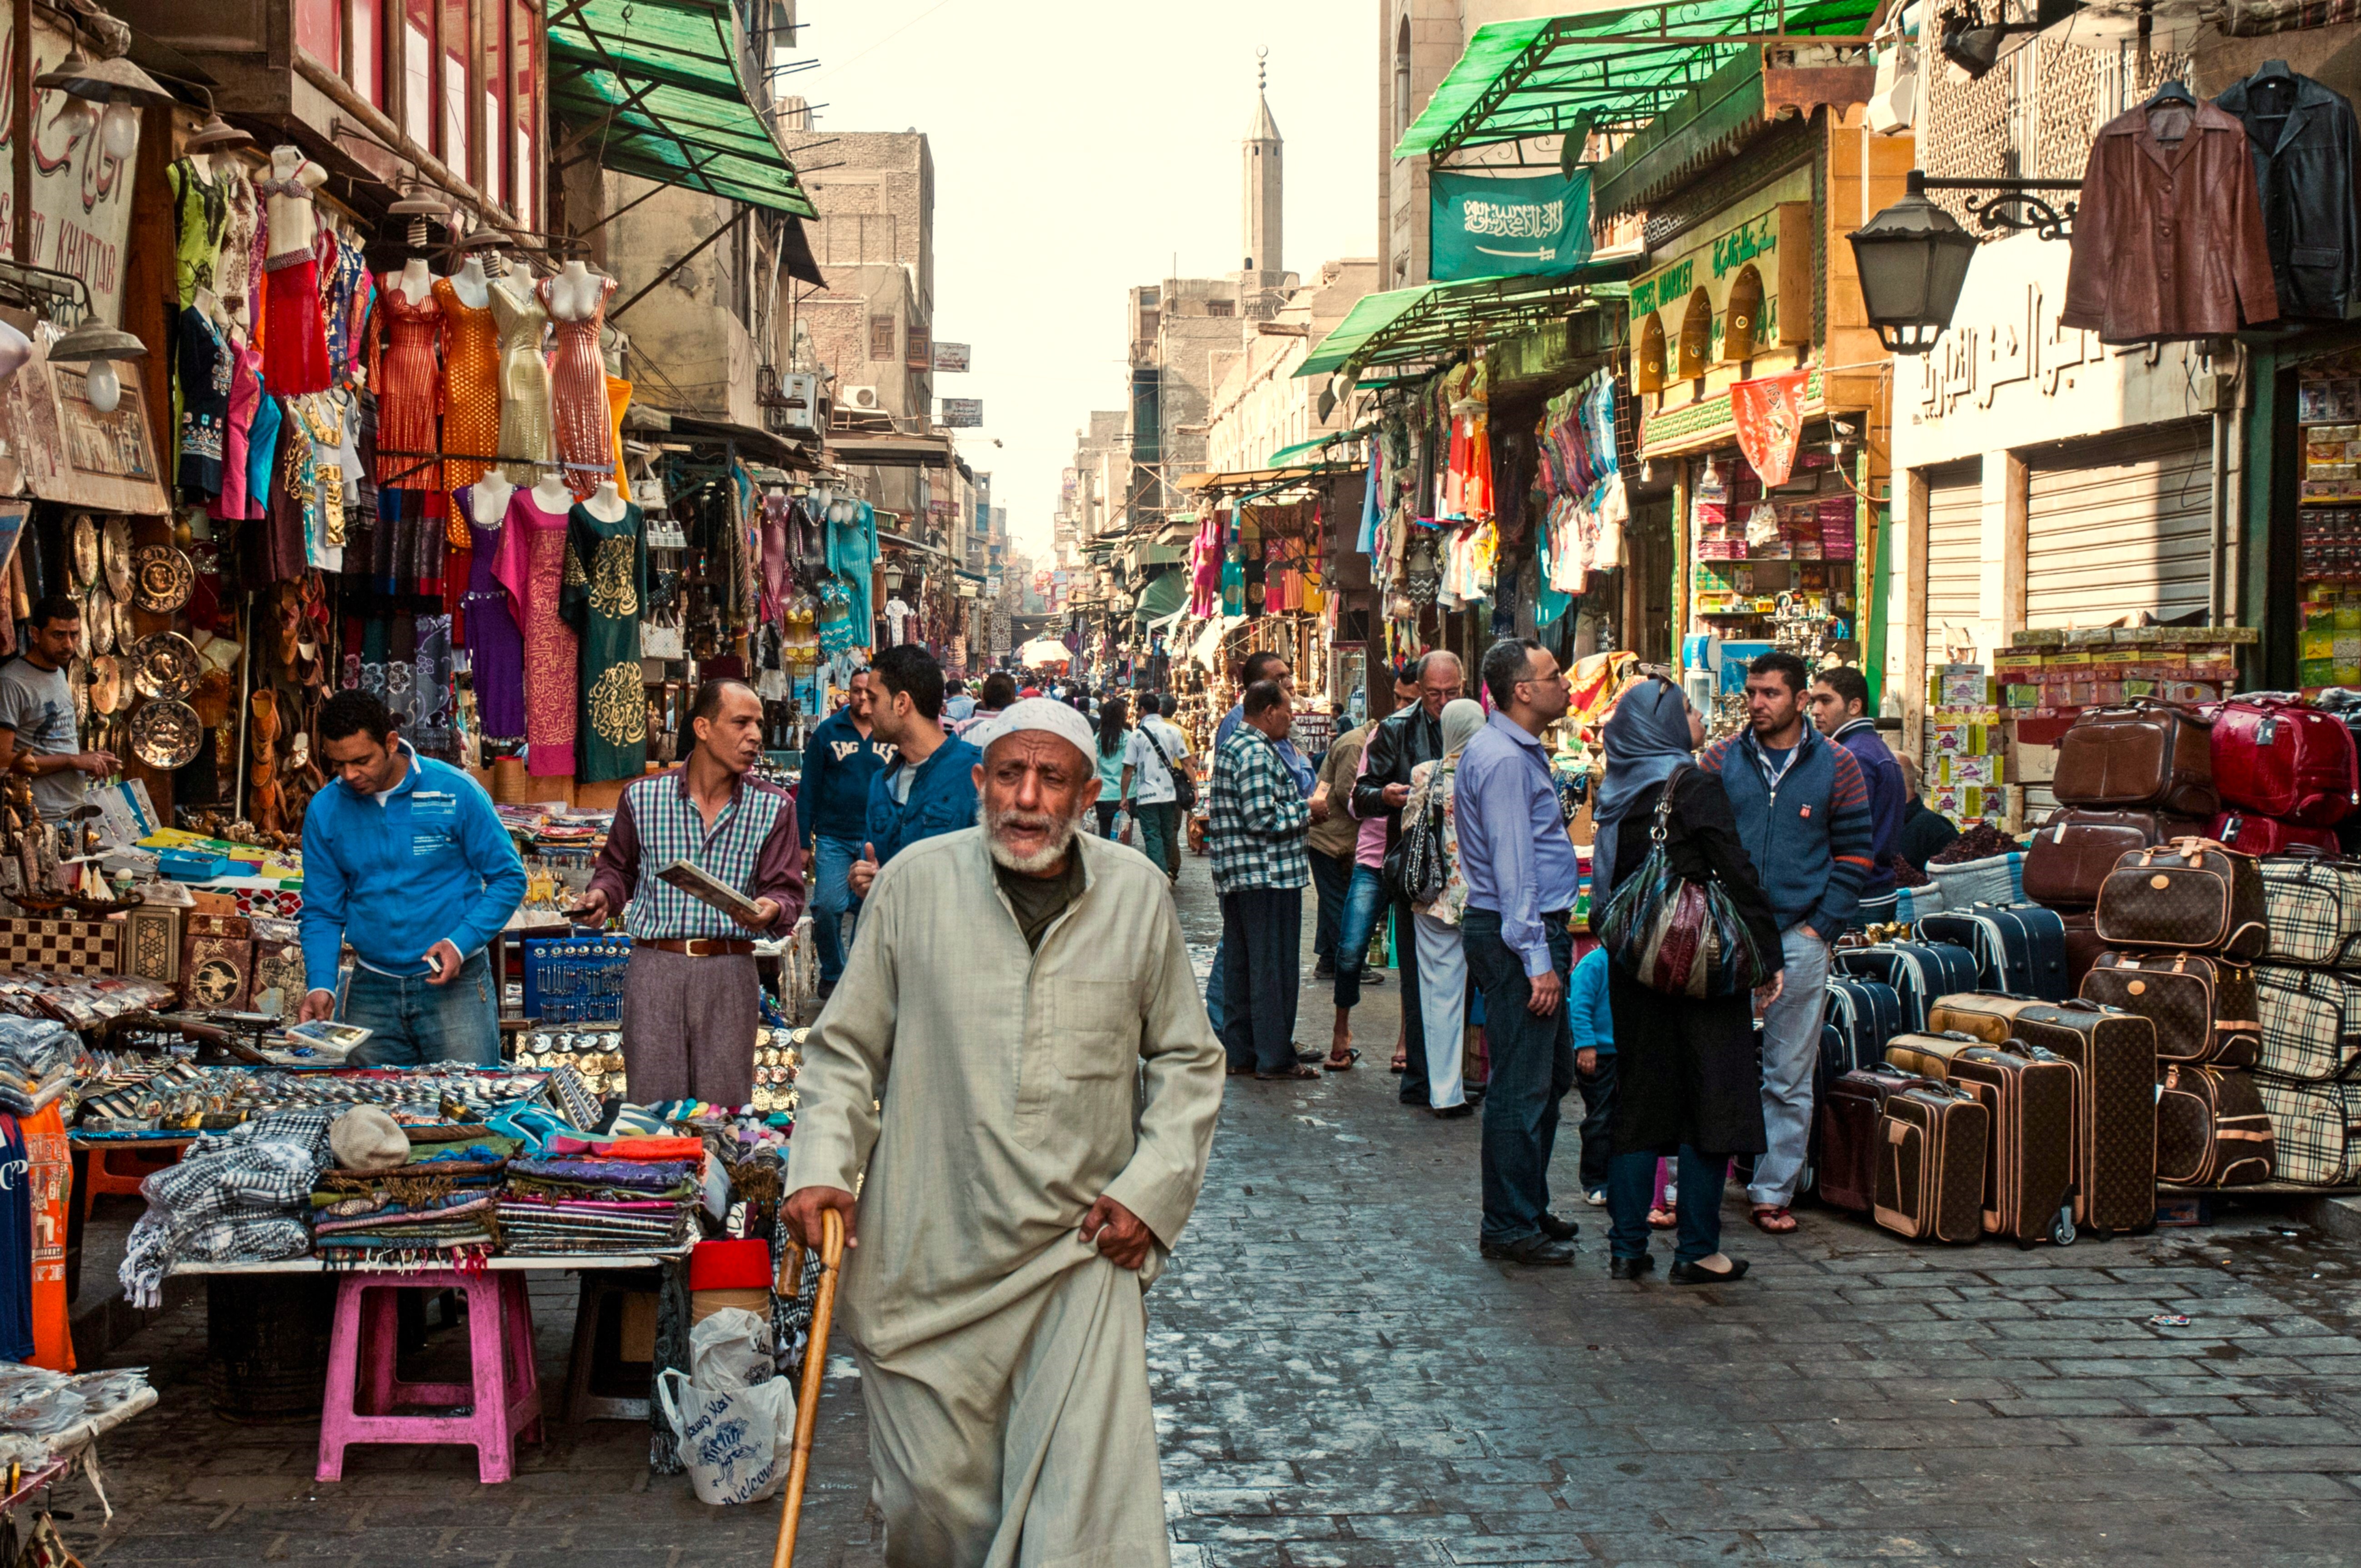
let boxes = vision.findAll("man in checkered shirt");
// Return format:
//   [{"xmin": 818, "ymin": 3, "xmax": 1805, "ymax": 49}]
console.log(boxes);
[{"xmin": 1207, "ymin": 679, "xmax": 1313, "ymax": 1081}]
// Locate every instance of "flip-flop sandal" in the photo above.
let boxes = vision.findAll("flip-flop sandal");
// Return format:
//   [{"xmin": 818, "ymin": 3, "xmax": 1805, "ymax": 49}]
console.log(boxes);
[
  {"xmin": 1322, "ymin": 1049, "xmax": 1361, "ymax": 1071},
  {"xmin": 1749, "ymin": 1206, "xmax": 1798, "ymax": 1234},
  {"xmin": 1389, "ymin": 1053, "xmax": 1407, "ymax": 1074},
  {"xmin": 1256, "ymin": 1064, "xmax": 1321, "ymax": 1081},
  {"xmin": 1646, "ymin": 1206, "xmax": 1676, "ymax": 1230}
]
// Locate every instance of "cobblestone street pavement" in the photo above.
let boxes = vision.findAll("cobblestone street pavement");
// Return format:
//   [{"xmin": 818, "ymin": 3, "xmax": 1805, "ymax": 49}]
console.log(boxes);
[{"xmin": 55, "ymin": 845, "xmax": 2361, "ymax": 1566}]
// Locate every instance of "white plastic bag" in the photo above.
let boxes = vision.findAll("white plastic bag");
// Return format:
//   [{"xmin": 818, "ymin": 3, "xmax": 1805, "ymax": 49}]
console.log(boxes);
[{"xmin": 654, "ymin": 1307, "xmax": 795, "ymax": 1506}]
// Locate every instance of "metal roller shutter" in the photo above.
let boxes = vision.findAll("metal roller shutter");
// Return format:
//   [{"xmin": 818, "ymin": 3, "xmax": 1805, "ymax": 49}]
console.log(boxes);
[
  {"xmin": 1926, "ymin": 460, "xmax": 1983, "ymax": 671},
  {"xmin": 2025, "ymin": 421, "xmax": 2212, "ymax": 631}
]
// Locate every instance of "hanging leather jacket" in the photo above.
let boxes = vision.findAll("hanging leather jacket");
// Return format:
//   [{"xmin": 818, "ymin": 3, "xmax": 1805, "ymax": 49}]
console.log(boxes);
[
  {"xmin": 2213, "ymin": 60, "xmax": 2361, "ymax": 322},
  {"xmin": 2061, "ymin": 96, "xmax": 2281, "ymax": 343}
]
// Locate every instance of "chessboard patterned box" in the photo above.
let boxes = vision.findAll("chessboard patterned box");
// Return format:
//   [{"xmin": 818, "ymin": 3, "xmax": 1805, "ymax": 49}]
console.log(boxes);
[{"xmin": 0, "ymin": 919, "xmax": 121, "ymax": 978}]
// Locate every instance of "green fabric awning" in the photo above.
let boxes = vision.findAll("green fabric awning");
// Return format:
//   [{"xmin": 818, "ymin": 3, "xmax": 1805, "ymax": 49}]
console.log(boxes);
[
  {"xmin": 547, "ymin": 0, "xmax": 818, "ymax": 217},
  {"xmin": 1267, "ymin": 435, "xmax": 1354, "ymax": 467},
  {"xmin": 1296, "ymin": 269, "xmax": 1632, "ymax": 381},
  {"xmin": 1393, "ymin": 0, "xmax": 1876, "ymax": 163},
  {"xmin": 1134, "ymin": 571, "xmax": 1189, "ymax": 623}
]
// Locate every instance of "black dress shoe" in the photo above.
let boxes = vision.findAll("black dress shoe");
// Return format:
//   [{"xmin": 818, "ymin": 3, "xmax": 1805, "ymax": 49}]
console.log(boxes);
[
  {"xmin": 1668, "ymin": 1258, "xmax": 1751, "ymax": 1285},
  {"xmin": 1609, "ymin": 1254, "xmax": 1656, "ymax": 1281},
  {"xmin": 1536, "ymin": 1212, "xmax": 1579, "ymax": 1242},
  {"xmin": 1479, "ymin": 1235, "xmax": 1576, "ymax": 1266},
  {"xmin": 1431, "ymin": 1102, "xmax": 1475, "ymax": 1119}
]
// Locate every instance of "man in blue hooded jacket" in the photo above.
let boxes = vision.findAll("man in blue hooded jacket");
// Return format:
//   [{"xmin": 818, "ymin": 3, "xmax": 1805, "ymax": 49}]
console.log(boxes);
[
  {"xmin": 849, "ymin": 644, "xmax": 983, "ymax": 900},
  {"xmin": 797, "ymin": 669, "xmax": 893, "ymax": 993}
]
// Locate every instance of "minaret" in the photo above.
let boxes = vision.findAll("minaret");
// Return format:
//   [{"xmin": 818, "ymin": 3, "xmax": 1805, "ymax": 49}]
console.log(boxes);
[{"xmin": 1241, "ymin": 52, "xmax": 1285, "ymax": 313}]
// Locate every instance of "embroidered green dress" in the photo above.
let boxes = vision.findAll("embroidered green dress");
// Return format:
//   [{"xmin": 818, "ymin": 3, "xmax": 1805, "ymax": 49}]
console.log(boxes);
[{"xmin": 559, "ymin": 500, "xmax": 650, "ymax": 782}]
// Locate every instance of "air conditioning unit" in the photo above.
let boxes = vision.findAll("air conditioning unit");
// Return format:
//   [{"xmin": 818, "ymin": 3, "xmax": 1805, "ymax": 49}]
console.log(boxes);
[
  {"xmin": 842, "ymin": 384, "xmax": 883, "ymax": 411},
  {"xmin": 777, "ymin": 372, "xmax": 820, "ymax": 436}
]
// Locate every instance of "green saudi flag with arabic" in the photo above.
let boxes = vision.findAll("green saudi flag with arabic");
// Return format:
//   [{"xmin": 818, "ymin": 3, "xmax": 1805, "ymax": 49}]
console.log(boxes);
[{"xmin": 1429, "ymin": 168, "xmax": 1594, "ymax": 281}]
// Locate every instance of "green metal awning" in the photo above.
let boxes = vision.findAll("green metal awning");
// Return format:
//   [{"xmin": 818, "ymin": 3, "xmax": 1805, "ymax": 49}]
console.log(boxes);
[
  {"xmin": 1296, "ymin": 269, "xmax": 1633, "ymax": 382},
  {"xmin": 1393, "ymin": 0, "xmax": 1876, "ymax": 164},
  {"xmin": 547, "ymin": 0, "xmax": 818, "ymax": 217},
  {"xmin": 1133, "ymin": 571, "xmax": 1189, "ymax": 623},
  {"xmin": 1266, "ymin": 434, "xmax": 1359, "ymax": 467}
]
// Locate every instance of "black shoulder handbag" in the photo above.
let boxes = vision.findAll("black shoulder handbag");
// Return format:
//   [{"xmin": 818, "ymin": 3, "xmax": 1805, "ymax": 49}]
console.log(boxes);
[{"xmin": 1140, "ymin": 722, "xmax": 1195, "ymax": 812}]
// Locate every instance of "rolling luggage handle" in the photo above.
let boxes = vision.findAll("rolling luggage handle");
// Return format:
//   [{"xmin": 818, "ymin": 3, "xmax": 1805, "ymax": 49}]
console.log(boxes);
[{"xmin": 773, "ymin": 1208, "xmax": 845, "ymax": 1568}]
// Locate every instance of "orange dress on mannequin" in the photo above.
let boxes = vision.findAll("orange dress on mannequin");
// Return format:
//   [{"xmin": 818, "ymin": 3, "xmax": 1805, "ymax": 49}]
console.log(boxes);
[
  {"xmin": 434, "ymin": 278, "xmax": 501, "ymax": 545},
  {"xmin": 373, "ymin": 280, "xmax": 443, "ymax": 494},
  {"xmin": 540, "ymin": 273, "xmax": 616, "ymax": 500}
]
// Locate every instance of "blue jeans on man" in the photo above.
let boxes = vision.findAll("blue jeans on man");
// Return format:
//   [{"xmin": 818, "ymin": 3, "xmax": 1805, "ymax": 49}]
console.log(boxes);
[
  {"xmin": 808, "ymin": 834, "xmax": 865, "ymax": 985},
  {"xmin": 342, "ymin": 949, "xmax": 500, "ymax": 1066},
  {"xmin": 1750, "ymin": 925, "xmax": 1832, "ymax": 1208},
  {"xmin": 1463, "ymin": 909, "xmax": 1576, "ymax": 1246}
]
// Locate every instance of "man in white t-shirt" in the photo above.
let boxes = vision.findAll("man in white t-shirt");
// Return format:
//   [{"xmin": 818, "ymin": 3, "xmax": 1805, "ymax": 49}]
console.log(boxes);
[{"xmin": 1120, "ymin": 693, "xmax": 1192, "ymax": 883}]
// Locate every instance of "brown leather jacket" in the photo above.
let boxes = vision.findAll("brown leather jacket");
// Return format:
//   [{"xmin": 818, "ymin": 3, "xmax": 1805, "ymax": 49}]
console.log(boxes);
[{"xmin": 2061, "ymin": 98, "xmax": 2281, "ymax": 343}]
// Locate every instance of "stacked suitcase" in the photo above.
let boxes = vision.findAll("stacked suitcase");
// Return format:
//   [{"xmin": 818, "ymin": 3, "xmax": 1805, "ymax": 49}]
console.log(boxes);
[{"xmin": 2253, "ymin": 855, "xmax": 2361, "ymax": 1186}]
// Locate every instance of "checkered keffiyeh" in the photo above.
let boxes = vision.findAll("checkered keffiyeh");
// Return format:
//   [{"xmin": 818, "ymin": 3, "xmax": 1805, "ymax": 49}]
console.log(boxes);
[
  {"xmin": 1206, "ymin": 728, "xmax": 1311, "ymax": 895},
  {"xmin": 2259, "ymin": 858, "xmax": 2361, "ymax": 968},
  {"xmin": 2256, "ymin": 967, "xmax": 2361, "ymax": 1083},
  {"xmin": 2255, "ymin": 1074, "xmax": 2361, "ymax": 1186},
  {"xmin": 120, "ymin": 1109, "xmax": 338, "ymax": 1307}
]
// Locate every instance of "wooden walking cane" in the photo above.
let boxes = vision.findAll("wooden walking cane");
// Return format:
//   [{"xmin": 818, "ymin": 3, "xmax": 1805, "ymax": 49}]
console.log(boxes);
[{"xmin": 771, "ymin": 1206, "xmax": 844, "ymax": 1568}]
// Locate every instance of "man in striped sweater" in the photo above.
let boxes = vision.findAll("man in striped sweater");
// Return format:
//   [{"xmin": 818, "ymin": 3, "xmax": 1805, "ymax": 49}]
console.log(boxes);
[{"xmin": 1697, "ymin": 651, "xmax": 1873, "ymax": 1235}]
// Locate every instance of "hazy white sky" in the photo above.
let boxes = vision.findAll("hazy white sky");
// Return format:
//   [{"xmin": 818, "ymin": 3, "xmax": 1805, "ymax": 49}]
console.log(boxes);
[{"xmin": 796, "ymin": 0, "xmax": 1379, "ymax": 555}]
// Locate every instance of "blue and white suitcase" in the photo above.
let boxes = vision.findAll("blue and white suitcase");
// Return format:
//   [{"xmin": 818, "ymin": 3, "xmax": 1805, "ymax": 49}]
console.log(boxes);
[
  {"xmin": 1916, "ymin": 906, "xmax": 2071, "ymax": 1001},
  {"xmin": 1832, "ymin": 942, "xmax": 1983, "ymax": 1034},
  {"xmin": 1824, "ymin": 976, "xmax": 1904, "ymax": 1083}
]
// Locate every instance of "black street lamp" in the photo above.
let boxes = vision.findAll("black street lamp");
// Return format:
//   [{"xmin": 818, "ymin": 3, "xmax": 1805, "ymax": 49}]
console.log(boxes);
[{"xmin": 1848, "ymin": 171, "xmax": 1979, "ymax": 355}]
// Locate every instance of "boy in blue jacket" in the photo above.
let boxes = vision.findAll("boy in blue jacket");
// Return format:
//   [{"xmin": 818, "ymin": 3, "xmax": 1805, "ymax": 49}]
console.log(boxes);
[
  {"xmin": 796, "ymin": 670, "xmax": 894, "ymax": 992},
  {"xmin": 1567, "ymin": 944, "xmax": 1616, "ymax": 1204}
]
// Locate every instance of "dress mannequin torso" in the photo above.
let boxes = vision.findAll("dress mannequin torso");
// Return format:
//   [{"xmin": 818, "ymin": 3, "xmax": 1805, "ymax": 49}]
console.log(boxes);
[
  {"xmin": 450, "ymin": 257, "xmax": 490, "ymax": 311},
  {"xmin": 394, "ymin": 258, "xmax": 434, "ymax": 306},
  {"xmin": 583, "ymin": 479, "xmax": 628, "ymax": 522},
  {"xmin": 546, "ymin": 260, "xmax": 606, "ymax": 321},
  {"xmin": 257, "ymin": 147, "xmax": 328, "ymax": 254},
  {"xmin": 470, "ymin": 472, "xmax": 515, "ymax": 528},
  {"xmin": 530, "ymin": 474, "xmax": 575, "ymax": 514}
]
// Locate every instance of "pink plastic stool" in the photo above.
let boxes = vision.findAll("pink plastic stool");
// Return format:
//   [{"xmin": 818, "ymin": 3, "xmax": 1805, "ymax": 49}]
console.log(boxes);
[{"xmin": 316, "ymin": 1268, "xmax": 544, "ymax": 1483}]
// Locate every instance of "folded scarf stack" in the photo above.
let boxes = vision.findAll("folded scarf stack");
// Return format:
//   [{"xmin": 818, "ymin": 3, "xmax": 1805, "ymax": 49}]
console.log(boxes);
[
  {"xmin": 499, "ymin": 1154, "xmax": 699, "ymax": 1256},
  {"xmin": 119, "ymin": 1109, "xmax": 336, "ymax": 1307},
  {"xmin": 0, "ymin": 1016, "xmax": 75, "ymax": 1118},
  {"xmin": 312, "ymin": 1142, "xmax": 515, "ymax": 1272}
]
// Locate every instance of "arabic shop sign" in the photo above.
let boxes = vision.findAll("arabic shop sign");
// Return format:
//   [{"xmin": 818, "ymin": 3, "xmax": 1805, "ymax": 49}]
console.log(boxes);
[
  {"xmin": 1628, "ymin": 169, "xmax": 1812, "ymax": 371},
  {"xmin": 0, "ymin": 13, "xmax": 141, "ymax": 326},
  {"xmin": 1428, "ymin": 168, "xmax": 1594, "ymax": 282}
]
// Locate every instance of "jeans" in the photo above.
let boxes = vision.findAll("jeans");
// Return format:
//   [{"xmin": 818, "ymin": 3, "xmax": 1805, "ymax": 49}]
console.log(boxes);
[
  {"xmin": 1750, "ymin": 925, "xmax": 1833, "ymax": 1207},
  {"xmin": 1308, "ymin": 849, "xmax": 1352, "ymax": 969},
  {"xmin": 1219, "ymin": 887, "xmax": 1303, "ymax": 1074},
  {"xmin": 1135, "ymin": 801, "xmax": 1180, "ymax": 879},
  {"xmin": 1412, "ymin": 909, "xmax": 1467, "ymax": 1109},
  {"xmin": 809, "ymin": 834, "xmax": 865, "ymax": 984},
  {"xmin": 1576, "ymin": 1052, "xmax": 1616, "ymax": 1193},
  {"xmin": 343, "ymin": 949, "xmax": 500, "ymax": 1066},
  {"xmin": 1606, "ymin": 1145, "xmax": 1731, "ymax": 1263},
  {"xmin": 1463, "ymin": 909, "xmax": 1577, "ymax": 1245},
  {"xmin": 1330, "ymin": 865, "xmax": 1391, "ymax": 1010}
]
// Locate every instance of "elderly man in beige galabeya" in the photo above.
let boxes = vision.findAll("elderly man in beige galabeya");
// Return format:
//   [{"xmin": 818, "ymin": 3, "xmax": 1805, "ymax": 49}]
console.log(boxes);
[{"xmin": 784, "ymin": 696, "xmax": 1224, "ymax": 1568}]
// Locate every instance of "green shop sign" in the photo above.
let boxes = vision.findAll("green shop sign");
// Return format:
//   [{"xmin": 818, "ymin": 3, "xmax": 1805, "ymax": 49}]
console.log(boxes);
[{"xmin": 1428, "ymin": 168, "xmax": 1594, "ymax": 282}]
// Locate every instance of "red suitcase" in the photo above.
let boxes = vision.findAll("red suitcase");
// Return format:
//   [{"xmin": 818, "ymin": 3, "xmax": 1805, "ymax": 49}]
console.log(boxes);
[
  {"xmin": 2207, "ymin": 697, "xmax": 2360, "ymax": 827},
  {"xmin": 1816, "ymin": 1067, "xmax": 1935, "ymax": 1215},
  {"xmin": 2208, "ymin": 811, "xmax": 2342, "ymax": 856}
]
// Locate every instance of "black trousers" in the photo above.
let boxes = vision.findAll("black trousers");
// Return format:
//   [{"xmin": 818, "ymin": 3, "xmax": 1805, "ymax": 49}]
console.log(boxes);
[
  {"xmin": 1394, "ymin": 897, "xmax": 1430, "ymax": 1104},
  {"xmin": 1220, "ymin": 887, "xmax": 1303, "ymax": 1075}
]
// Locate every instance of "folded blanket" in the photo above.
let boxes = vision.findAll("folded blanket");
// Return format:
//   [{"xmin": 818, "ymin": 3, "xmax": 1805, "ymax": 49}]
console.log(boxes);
[{"xmin": 507, "ymin": 1157, "xmax": 693, "ymax": 1190}]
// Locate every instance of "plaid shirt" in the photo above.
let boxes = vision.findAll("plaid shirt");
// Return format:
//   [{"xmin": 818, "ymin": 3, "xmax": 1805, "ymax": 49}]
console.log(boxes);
[{"xmin": 1208, "ymin": 726, "xmax": 1311, "ymax": 894}]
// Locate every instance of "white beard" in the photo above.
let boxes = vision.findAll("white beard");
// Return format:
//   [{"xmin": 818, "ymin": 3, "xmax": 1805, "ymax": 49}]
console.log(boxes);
[{"xmin": 978, "ymin": 799, "xmax": 1084, "ymax": 874}]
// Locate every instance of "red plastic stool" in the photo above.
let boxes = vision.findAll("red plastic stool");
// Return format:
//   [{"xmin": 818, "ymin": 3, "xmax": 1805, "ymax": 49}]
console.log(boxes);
[
  {"xmin": 316, "ymin": 1268, "xmax": 543, "ymax": 1483},
  {"xmin": 79, "ymin": 1144, "xmax": 180, "ymax": 1221}
]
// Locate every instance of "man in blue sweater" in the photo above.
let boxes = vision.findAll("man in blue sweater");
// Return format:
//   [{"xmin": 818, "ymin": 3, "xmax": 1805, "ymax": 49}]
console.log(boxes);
[
  {"xmin": 1697, "ymin": 651, "xmax": 1874, "ymax": 1233},
  {"xmin": 298, "ymin": 690, "xmax": 527, "ymax": 1066},
  {"xmin": 796, "ymin": 669, "xmax": 894, "ymax": 994},
  {"xmin": 849, "ymin": 644, "xmax": 983, "ymax": 900},
  {"xmin": 1810, "ymin": 665, "xmax": 1907, "ymax": 929}
]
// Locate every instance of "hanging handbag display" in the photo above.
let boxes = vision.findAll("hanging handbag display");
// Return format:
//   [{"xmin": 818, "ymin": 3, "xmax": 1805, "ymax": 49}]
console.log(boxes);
[{"xmin": 1596, "ymin": 766, "xmax": 1771, "ymax": 999}]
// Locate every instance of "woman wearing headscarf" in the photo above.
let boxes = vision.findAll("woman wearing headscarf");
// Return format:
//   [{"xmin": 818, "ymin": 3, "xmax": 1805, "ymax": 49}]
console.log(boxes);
[
  {"xmin": 1597, "ymin": 676, "xmax": 1783, "ymax": 1284},
  {"xmin": 1402, "ymin": 697, "xmax": 1488, "ymax": 1115}
]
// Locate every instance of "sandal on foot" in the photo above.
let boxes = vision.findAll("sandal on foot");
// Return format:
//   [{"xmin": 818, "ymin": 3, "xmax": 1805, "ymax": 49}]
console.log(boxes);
[
  {"xmin": 1323, "ymin": 1048, "xmax": 1361, "ymax": 1071},
  {"xmin": 1646, "ymin": 1206, "xmax": 1676, "ymax": 1230},
  {"xmin": 1749, "ymin": 1205, "xmax": 1798, "ymax": 1234}
]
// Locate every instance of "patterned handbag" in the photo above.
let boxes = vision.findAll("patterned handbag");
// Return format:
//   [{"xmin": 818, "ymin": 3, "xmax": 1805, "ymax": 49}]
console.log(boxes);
[{"xmin": 1596, "ymin": 766, "xmax": 1771, "ymax": 999}]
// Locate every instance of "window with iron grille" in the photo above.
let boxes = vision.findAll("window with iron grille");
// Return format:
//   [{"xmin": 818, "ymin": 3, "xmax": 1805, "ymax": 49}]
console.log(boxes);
[{"xmin": 869, "ymin": 315, "xmax": 896, "ymax": 362}]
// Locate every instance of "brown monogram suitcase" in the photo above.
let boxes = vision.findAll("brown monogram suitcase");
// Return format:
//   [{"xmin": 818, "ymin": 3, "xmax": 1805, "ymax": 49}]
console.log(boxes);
[
  {"xmin": 2092, "ymin": 838, "xmax": 2269, "ymax": 961},
  {"xmin": 1817, "ymin": 1068, "xmax": 1936, "ymax": 1214},
  {"xmin": 2079, "ymin": 951, "xmax": 2261, "ymax": 1067},
  {"xmin": 1881, "ymin": 1031, "xmax": 1986, "ymax": 1082},
  {"xmin": 2052, "ymin": 701, "xmax": 2220, "ymax": 816},
  {"xmin": 1940, "ymin": 1042, "xmax": 2081, "ymax": 1246},
  {"xmin": 1926, "ymin": 993, "xmax": 2157, "ymax": 1236},
  {"xmin": 2022, "ymin": 808, "xmax": 2211, "ymax": 910},
  {"xmin": 1873, "ymin": 1084, "xmax": 1988, "ymax": 1243},
  {"xmin": 2156, "ymin": 1064, "xmax": 2276, "ymax": 1187}
]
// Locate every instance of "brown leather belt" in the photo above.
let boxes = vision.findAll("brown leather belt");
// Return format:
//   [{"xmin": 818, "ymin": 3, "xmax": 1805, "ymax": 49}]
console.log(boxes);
[{"xmin": 635, "ymin": 938, "xmax": 756, "ymax": 957}]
